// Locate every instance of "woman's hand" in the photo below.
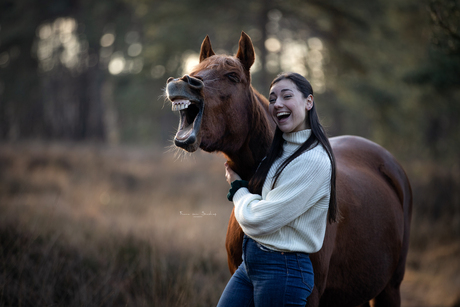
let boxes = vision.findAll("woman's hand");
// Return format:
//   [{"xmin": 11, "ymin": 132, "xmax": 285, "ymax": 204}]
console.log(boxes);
[{"xmin": 225, "ymin": 162, "xmax": 242, "ymax": 184}]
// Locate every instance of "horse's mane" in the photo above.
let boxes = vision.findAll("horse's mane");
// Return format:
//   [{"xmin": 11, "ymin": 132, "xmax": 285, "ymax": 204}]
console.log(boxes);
[{"xmin": 247, "ymin": 87, "xmax": 274, "ymax": 168}]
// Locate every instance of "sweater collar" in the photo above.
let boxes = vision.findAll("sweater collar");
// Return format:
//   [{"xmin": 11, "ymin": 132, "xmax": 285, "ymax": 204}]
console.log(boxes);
[{"xmin": 282, "ymin": 129, "xmax": 312, "ymax": 146}]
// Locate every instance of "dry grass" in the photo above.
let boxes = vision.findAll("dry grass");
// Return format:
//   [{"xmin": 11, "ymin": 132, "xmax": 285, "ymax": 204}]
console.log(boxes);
[
  {"xmin": 404, "ymin": 240, "xmax": 460, "ymax": 307},
  {"xmin": 0, "ymin": 142, "xmax": 459, "ymax": 306},
  {"xmin": 0, "ymin": 142, "xmax": 232, "ymax": 306}
]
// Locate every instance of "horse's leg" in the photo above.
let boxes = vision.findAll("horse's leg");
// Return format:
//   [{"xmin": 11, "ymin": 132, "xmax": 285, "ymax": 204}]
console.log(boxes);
[
  {"xmin": 372, "ymin": 284, "xmax": 401, "ymax": 307},
  {"xmin": 305, "ymin": 286, "xmax": 320, "ymax": 307},
  {"xmin": 372, "ymin": 259, "xmax": 405, "ymax": 307},
  {"xmin": 373, "ymin": 189, "xmax": 410, "ymax": 307},
  {"xmin": 225, "ymin": 209, "xmax": 244, "ymax": 273}
]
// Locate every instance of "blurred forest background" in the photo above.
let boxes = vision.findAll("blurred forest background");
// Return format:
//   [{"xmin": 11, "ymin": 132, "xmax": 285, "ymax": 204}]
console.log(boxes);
[{"xmin": 1, "ymin": 0, "xmax": 460, "ymax": 306}]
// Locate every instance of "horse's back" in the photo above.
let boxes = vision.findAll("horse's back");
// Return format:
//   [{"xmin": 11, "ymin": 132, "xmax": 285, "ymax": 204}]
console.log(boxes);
[
  {"xmin": 330, "ymin": 135, "xmax": 411, "ymax": 214},
  {"xmin": 314, "ymin": 136, "xmax": 412, "ymax": 307}
]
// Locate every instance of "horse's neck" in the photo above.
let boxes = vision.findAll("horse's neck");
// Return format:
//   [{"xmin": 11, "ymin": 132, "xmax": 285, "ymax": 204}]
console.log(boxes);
[{"xmin": 225, "ymin": 87, "xmax": 274, "ymax": 181}]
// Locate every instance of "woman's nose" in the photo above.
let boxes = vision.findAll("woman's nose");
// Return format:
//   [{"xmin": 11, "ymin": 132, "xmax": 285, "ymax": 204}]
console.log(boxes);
[{"xmin": 273, "ymin": 98, "xmax": 283, "ymax": 108}]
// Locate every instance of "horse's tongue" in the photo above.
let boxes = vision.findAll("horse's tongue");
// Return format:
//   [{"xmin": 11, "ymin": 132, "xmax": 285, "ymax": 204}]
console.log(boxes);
[
  {"xmin": 173, "ymin": 100, "xmax": 202, "ymax": 151},
  {"xmin": 176, "ymin": 108, "xmax": 195, "ymax": 141},
  {"xmin": 176, "ymin": 125, "xmax": 193, "ymax": 140}
]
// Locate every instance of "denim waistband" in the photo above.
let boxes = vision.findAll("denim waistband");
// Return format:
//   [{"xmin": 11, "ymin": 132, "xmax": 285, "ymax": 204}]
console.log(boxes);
[{"xmin": 243, "ymin": 234, "xmax": 309, "ymax": 257}]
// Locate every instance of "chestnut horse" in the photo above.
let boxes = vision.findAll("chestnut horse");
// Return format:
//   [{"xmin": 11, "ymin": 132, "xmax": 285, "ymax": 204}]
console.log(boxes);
[{"xmin": 165, "ymin": 32, "xmax": 412, "ymax": 307}]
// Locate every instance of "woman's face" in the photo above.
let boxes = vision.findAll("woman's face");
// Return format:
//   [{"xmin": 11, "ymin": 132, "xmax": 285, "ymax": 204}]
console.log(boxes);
[{"xmin": 269, "ymin": 79, "xmax": 313, "ymax": 133}]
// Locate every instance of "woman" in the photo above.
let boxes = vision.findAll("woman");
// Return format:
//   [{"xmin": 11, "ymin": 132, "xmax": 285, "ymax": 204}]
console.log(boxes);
[{"xmin": 217, "ymin": 72, "xmax": 338, "ymax": 307}]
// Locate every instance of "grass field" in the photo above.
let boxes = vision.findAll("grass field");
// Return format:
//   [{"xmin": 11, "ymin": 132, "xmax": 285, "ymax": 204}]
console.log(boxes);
[{"xmin": 0, "ymin": 142, "xmax": 459, "ymax": 306}]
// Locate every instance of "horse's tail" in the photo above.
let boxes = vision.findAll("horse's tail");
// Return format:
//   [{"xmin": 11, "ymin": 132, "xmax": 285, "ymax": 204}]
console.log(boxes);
[
  {"xmin": 378, "ymin": 160, "xmax": 412, "ymax": 215},
  {"xmin": 378, "ymin": 151, "xmax": 413, "ymax": 290}
]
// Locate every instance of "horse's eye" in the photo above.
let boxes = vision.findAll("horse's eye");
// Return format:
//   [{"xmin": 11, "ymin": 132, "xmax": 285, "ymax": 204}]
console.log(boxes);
[{"xmin": 226, "ymin": 73, "xmax": 240, "ymax": 83}]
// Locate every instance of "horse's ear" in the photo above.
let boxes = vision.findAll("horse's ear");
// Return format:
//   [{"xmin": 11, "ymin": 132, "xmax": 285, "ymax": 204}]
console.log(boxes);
[
  {"xmin": 199, "ymin": 35, "xmax": 215, "ymax": 63},
  {"xmin": 236, "ymin": 31, "xmax": 255, "ymax": 73}
]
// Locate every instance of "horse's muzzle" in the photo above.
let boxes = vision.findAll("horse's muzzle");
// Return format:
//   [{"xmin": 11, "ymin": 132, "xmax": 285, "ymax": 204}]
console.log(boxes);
[{"xmin": 166, "ymin": 75, "xmax": 205, "ymax": 152}]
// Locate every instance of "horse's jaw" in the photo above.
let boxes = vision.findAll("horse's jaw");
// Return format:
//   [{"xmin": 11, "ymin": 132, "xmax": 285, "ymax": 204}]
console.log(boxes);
[
  {"xmin": 172, "ymin": 99, "xmax": 204, "ymax": 152},
  {"xmin": 166, "ymin": 74, "xmax": 205, "ymax": 153}
]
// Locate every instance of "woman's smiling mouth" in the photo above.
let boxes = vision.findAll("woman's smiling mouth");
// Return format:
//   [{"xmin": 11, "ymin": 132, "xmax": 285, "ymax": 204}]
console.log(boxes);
[{"xmin": 276, "ymin": 112, "xmax": 291, "ymax": 122}]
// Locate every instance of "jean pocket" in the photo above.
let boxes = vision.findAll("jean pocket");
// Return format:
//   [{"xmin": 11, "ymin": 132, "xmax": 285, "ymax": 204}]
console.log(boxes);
[{"xmin": 297, "ymin": 254, "xmax": 314, "ymax": 292}]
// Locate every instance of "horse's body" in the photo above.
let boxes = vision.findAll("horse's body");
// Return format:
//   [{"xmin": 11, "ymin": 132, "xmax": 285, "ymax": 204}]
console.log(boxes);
[{"xmin": 165, "ymin": 32, "xmax": 412, "ymax": 307}]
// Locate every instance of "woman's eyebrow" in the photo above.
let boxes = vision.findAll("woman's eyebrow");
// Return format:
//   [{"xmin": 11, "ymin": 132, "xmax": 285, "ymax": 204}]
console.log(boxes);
[{"xmin": 270, "ymin": 88, "xmax": 293, "ymax": 96}]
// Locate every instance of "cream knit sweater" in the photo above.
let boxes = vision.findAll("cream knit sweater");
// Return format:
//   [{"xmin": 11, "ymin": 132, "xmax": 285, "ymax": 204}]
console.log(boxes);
[{"xmin": 233, "ymin": 129, "xmax": 331, "ymax": 254}]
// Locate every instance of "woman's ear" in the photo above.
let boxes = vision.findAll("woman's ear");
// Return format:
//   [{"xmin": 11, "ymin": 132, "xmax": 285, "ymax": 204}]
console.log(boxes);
[{"xmin": 306, "ymin": 94, "xmax": 314, "ymax": 111}]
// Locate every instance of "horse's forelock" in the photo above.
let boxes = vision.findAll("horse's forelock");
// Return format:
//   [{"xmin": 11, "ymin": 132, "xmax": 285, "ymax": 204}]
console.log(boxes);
[{"xmin": 191, "ymin": 55, "xmax": 246, "ymax": 80}]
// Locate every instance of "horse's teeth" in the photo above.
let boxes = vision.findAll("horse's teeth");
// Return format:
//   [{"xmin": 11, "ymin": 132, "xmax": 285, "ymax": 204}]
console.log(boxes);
[{"xmin": 171, "ymin": 100, "xmax": 191, "ymax": 111}]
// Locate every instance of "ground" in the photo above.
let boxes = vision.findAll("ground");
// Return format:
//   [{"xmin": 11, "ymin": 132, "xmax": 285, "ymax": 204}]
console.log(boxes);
[{"xmin": 0, "ymin": 142, "xmax": 458, "ymax": 306}]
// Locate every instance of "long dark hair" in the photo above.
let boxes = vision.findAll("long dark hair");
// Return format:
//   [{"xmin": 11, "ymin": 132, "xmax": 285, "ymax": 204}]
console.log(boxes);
[{"xmin": 248, "ymin": 72, "xmax": 339, "ymax": 223}]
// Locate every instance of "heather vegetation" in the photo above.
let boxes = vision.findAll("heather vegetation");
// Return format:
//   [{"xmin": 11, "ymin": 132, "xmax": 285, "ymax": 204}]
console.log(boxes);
[
  {"xmin": 0, "ymin": 144, "xmax": 232, "ymax": 306},
  {"xmin": 1, "ymin": 144, "xmax": 459, "ymax": 306}
]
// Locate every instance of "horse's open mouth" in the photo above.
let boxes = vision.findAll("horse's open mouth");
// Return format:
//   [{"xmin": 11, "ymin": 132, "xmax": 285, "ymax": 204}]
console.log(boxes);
[{"xmin": 171, "ymin": 99, "xmax": 203, "ymax": 151}]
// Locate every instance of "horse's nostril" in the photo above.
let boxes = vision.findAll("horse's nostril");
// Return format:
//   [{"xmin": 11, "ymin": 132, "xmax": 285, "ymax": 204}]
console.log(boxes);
[
  {"xmin": 188, "ymin": 77, "xmax": 203, "ymax": 89},
  {"xmin": 187, "ymin": 76, "xmax": 203, "ymax": 89},
  {"xmin": 179, "ymin": 75, "xmax": 203, "ymax": 89}
]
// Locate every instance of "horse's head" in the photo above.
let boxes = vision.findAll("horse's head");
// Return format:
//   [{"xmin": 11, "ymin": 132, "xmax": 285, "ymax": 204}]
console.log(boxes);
[{"xmin": 166, "ymin": 32, "xmax": 256, "ymax": 153}]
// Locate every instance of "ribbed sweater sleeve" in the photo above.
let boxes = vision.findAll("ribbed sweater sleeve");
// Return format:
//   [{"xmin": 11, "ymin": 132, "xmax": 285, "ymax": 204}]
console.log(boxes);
[
  {"xmin": 233, "ymin": 151, "xmax": 330, "ymax": 237},
  {"xmin": 235, "ymin": 153, "xmax": 331, "ymax": 234}
]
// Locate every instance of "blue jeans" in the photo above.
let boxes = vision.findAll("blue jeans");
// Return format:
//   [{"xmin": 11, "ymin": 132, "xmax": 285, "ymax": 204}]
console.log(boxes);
[{"xmin": 217, "ymin": 235, "xmax": 314, "ymax": 307}]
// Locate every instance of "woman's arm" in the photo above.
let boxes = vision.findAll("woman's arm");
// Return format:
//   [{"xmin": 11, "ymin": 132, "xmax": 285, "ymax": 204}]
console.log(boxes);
[
  {"xmin": 225, "ymin": 162, "xmax": 241, "ymax": 183},
  {"xmin": 233, "ymin": 150, "xmax": 331, "ymax": 237}
]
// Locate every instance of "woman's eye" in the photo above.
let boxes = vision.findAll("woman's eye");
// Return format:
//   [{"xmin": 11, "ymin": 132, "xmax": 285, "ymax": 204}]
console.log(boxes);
[{"xmin": 284, "ymin": 95, "xmax": 292, "ymax": 99}]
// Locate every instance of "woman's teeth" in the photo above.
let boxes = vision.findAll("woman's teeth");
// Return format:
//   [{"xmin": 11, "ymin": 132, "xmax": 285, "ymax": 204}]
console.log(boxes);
[{"xmin": 277, "ymin": 112, "xmax": 291, "ymax": 119}]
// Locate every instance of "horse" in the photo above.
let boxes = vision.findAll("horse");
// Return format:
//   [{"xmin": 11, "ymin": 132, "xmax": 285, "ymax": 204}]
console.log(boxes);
[{"xmin": 165, "ymin": 32, "xmax": 412, "ymax": 307}]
